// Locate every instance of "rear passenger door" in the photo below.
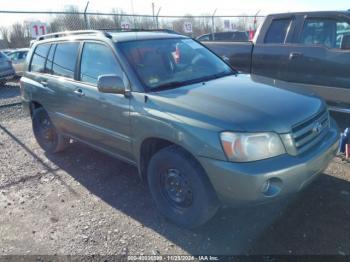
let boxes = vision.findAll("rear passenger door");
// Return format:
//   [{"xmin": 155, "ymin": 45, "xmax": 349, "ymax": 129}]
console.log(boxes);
[
  {"xmin": 287, "ymin": 15, "xmax": 350, "ymax": 107},
  {"xmin": 43, "ymin": 41, "xmax": 82, "ymax": 135},
  {"xmin": 70, "ymin": 41, "xmax": 133, "ymax": 161},
  {"xmin": 253, "ymin": 16, "xmax": 295, "ymax": 80},
  {"xmin": 26, "ymin": 43, "xmax": 52, "ymax": 110}
]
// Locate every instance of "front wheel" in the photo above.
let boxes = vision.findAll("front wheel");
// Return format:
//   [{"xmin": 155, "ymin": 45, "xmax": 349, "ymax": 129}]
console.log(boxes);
[
  {"xmin": 32, "ymin": 107, "xmax": 69, "ymax": 154},
  {"xmin": 148, "ymin": 145, "xmax": 220, "ymax": 228}
]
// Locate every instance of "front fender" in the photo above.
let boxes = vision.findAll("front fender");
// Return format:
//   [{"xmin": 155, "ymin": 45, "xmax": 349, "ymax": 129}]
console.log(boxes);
[{"xmin": 130, "ymin": 93, "xmax": 227, "ymax": 168}]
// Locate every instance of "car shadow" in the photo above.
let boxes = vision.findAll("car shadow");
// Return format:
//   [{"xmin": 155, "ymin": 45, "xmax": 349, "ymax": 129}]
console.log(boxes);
[
  {"xmin": 0, "ymin": 83, "xmax": 20, "ymax": 100},
  {"xmin": 42, "ymin": 141, "xmax": 350, "ymax": 255}
]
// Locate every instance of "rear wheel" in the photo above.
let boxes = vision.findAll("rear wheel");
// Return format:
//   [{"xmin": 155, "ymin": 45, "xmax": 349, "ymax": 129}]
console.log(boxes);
[
  {"xmin": 32, "ymin": 107, "xmax": 69, "ymax": 153},
  {"xmin": 148, "ymin": 145, "xmax": 220, "ymax": 228}
]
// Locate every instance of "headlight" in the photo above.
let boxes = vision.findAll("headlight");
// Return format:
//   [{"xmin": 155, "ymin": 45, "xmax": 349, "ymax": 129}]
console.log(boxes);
[{"xmin": 220, "ymin": 132, "xmax": 286, "ymax": 162}]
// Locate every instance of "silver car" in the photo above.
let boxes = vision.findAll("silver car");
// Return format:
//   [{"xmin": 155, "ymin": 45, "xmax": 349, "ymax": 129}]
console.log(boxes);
[
  {"xmin": 7, "ymin": 48, "xmax": 29, "ymax": 77},
  {"xmin": 0, "ymin": 51, "xmax": 15, "ymax": 85}
]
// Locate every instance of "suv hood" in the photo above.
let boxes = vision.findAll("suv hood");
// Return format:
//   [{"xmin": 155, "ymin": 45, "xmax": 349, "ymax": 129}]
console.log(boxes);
[{"xmin": 147, "ymin": 74, "xmax": 324, "ymax": 133}]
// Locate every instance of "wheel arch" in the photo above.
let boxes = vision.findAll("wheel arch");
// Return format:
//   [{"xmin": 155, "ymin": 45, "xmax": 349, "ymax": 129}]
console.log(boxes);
[{"xmin": 138, "ymin": 137, "xmax": 199, "ymax": 181}]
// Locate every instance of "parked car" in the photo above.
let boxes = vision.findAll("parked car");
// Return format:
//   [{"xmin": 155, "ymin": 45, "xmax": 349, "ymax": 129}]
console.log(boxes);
[
  {"xmin": 0, "ymin": 51, "xmax": 15, "ymax": 85},
  {"xmin": 7, "ymin": 48, "xmax": 29, "ymax": 76},
  {"xmin": 21, "ymin": 30, "xmax": 339, "ymax": 228},
  {"xmin": 0, "ymin": 49, "xmax": 13, "ymax": 56},
  {"xmin": 202, "ymin": 11, "xmax": 350, "ymax": 114},
  {"xmin": 196, "ymin": 31, "xmax": 249, "ymax": 42}
]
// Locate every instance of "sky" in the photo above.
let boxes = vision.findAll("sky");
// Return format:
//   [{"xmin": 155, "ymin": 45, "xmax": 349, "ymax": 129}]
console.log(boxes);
[{"xmin": 0, "ymin": 0, "xmax": 349, "ymax": 26}]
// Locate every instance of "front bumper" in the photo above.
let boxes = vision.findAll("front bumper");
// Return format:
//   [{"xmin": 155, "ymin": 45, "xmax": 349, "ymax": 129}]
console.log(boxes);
[{"xmin": 198, "ymin": 119, "xmax": 339, "ymax": 206}]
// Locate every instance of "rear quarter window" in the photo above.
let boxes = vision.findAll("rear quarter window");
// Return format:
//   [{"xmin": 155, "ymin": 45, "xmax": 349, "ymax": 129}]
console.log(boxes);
[{"xmin": 30, "ymin": 44, "xmax": 50, "ymax": 73}]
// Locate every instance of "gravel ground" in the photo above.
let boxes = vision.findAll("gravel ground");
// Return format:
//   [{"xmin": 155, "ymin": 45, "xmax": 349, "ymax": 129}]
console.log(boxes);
[
  {"xmin": 0, "ymin": 82, "xmax": 21, "ymax": 107},
  {"xmin": 1, "ymin": 83, "xmax": 350, "ymax": 256}
]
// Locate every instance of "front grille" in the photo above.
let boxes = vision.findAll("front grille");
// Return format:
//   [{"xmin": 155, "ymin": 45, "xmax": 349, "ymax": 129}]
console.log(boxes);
[{"xmin": 291, "ymin": 108, "xmax": 330, "ymax": 154}]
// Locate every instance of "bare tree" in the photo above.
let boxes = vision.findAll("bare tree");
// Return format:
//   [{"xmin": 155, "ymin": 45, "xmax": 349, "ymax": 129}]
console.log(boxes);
[
  {"xmin": 9, "ymin": 23, "xmax": 30, "ymax": 48},
  {"xmin": 0, "ymin": 27, "xmax": 10, "ymax": 48}
]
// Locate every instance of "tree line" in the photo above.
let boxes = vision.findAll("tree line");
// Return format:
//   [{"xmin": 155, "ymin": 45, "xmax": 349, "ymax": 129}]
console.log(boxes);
[{"xmin": 0, "ymin": 6, "xmax": 260, "ymax": 49}]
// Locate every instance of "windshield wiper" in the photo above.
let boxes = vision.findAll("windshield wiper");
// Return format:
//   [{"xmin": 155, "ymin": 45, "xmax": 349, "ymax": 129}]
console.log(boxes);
[
  {"xmin": 149, "ymin": 81, "xmax": 185, "ymax": 92},
  {"xmin": 148, "ymin": 71, "xmax": 236, "ymax": 92}
]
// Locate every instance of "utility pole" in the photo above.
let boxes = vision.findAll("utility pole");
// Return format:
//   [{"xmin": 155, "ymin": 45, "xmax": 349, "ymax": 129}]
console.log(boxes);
[
  {"xmin": 84, "ymin": 1, "xmax": 90, "ymax": 29},
  {"xmin": 130, "ymin": 0, "xmax": 136, "ymax": 27},
  {"xmin": 156, "ymin": 7, "xmax": 161, "ymax": 29},
  {"xmin": 211, "ymin": 8, "xmax": 217, "ymax": 40},
  {"xmin": 152, "ymin": 3, "xmax": 155, "ymax": 28},
  {"xmin": 254, "ymin": 9, "xmax": 261, "ymax": 30}
]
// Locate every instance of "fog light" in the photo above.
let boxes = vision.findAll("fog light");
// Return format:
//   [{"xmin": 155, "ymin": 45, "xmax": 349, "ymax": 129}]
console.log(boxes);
[{"xmin": 261, "ymin": 178, "xmax": 282, "ymax": 197}]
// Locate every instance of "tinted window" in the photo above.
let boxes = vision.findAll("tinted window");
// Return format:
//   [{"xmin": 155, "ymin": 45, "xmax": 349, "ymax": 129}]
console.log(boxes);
[
  {"xmin": 45, "ymin": 44, "xmax": 56, "ymax": 74},
  {"xmin": 264, "ymin": 18, "xmax": 292, "ymax": 44},
  {"xmin": 19, "ymin": 51, "xmax": 28, "ymax": 60},
  {"xmin": 232, "ymin": 32, "xmax": 249, "ymax": 41},
  {"xmin": 30, "ymin": 44, "xmax": 50, "ymax": 73},
  {"xmin": 215, "ymin": 32, "xmax": 233, "ymax": 41},
  {"xmin": 52, "ymin": 42, "xmax": 79, "ymax": 79},
  {"xmin": 80, "ymin": 42, "xmax": 122, "ymax": 85}
]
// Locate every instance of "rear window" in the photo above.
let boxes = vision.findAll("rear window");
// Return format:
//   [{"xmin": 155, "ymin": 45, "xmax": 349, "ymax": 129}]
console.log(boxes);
[
  {"xmin": 30, "ymin": 44, "xmax": 50, "ymax": 73},
  {"xmin": 52, "ymin": 42, "xmax": 79, "ymax": 79},
  {"xmin": 215, "ymin": 32, "xmax": 233, "ymax": 41},
  {"xmin": 264, "ymin": 18, "xmax": 292, "ymax": 44}
]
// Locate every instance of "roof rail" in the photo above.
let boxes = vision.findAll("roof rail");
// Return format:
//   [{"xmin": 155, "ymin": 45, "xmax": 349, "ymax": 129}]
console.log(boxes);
[
  {"xmin": 37, "ymin": 30, "xmax": 112, "ymax": 41},
  {"xmin": 97, "ymin": 28, "xmax": 180, "ymax": 35}
]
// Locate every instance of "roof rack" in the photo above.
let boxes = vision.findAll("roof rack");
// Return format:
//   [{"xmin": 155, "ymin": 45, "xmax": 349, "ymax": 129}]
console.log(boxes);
[
  {"xmin": 97, "ymin": 28, "xmax": 180, "ymax": 35},
  {"xmin": 36, "ymin": 28, "xmax": 180, "ymax": 42},
  {"xmin": 37, "ymin": 30, "xmax": 112, "ymax": 41}
]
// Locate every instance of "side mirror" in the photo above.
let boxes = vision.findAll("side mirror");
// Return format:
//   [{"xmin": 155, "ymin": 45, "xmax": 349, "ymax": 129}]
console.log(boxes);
[
  {"xmin": 97, "ymin": 75, "xmax": 125, "ymax": 94},
  {"xmin": 341, "ymin": 34, "xmax": 350, "ymax": 50}
]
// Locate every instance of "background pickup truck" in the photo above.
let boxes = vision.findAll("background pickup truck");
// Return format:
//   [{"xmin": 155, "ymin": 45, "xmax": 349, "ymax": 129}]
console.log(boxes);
[{"xmin": 203, "ymin": 11, "xmax": 350, "ymax": 113}]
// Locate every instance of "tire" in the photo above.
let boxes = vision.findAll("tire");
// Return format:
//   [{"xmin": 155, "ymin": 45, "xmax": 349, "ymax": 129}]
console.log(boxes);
[
  {"xmin": 147, "ymin": 145, "xmax": 220, "ymax": 228},
  {"xmin": 32, "ymin": 107, "xmax": 69, "ymax": 154}
]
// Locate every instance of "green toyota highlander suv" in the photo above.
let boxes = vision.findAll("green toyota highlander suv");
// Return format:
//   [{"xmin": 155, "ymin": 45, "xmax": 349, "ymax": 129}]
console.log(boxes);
[{"xmin": 21, "ymin": 30, "xmax": 339, "ymax": 228}]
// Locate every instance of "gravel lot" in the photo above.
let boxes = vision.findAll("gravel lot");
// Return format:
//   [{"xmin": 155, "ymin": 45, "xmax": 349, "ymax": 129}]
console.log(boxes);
[{"xmin": 1, "ymin": 83, "xmax": 350, "ymax": 256}]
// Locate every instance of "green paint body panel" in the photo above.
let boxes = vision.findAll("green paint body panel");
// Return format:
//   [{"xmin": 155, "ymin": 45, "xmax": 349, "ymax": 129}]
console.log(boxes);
[{"xmin": 21, "ymin": 31, "xmax": 340, "ymax": 206}]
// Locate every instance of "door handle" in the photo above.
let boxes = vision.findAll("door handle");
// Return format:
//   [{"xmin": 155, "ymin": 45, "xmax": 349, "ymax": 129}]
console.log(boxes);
[
  {"xmin": 289, "ymin": 52, "xmax": 303, "ymax": 60},
  {"xmin": 40, "ymin": 81, "xmax": 48, "ymax": 87},
  {"xmin": 74, "ymin": 89, "xmax": 85, "ymax": 97}
]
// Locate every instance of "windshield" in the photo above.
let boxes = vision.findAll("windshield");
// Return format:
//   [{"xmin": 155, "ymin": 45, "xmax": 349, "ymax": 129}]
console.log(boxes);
[{"xmin": 117, "ymin": 38, "xmax": 235, "ymax": 91}]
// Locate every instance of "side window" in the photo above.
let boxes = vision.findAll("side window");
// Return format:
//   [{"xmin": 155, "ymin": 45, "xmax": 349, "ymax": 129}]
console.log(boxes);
[
  {"xmin": 8, "ymin": 52, "xmax": 18, "ymax": 60},
  {"xmin": 52, "ymin": 42, "xmax": 79, "ymax": 79},
  {"xmin": 45, "ymin": 44, "xmax": 56, "ymax": 74},
  {"xmin": 198, "ymin": 35, "xmax": 210, "ymax": 41},
  {"xmin": 300, "ymin": 18, "xmax": 340, "ymax": 48},
  {"xmin": 215, "ymin": 32, "xmax": 232, "ymax": 41},
  {"xmin": 264, "ymin": 18, "xmax": 292, "ymax": 44},
  {"xmin": 80, "ymin": 42, "xmax": 123, "ymax": 85},
  {"xmin": 336, "ymin": 21, "xmax": 350, "ymax": 48},
  {"xmin": 19, "ymin": 52, "xmax": 27, "ymax": 60},
  {"xmin": 30, "ymin": 44, "xmax": 50, "ymax": 73}
]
